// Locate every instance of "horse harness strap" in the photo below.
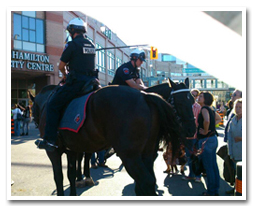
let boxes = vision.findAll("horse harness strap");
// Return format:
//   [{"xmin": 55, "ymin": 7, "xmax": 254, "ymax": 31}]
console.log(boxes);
[
  {"xmin": 170, "ymin": 89, "xmax": 191, "ymax": 95},
  {"xmin": 168, "ymin": 89, "xmax": 190, "ymax": 122}
]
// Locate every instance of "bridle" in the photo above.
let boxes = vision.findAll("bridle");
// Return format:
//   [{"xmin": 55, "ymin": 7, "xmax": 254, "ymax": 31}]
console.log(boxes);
[{"xmin": 167, "ymin": 88, "xmax": 194, "ymax": 123}]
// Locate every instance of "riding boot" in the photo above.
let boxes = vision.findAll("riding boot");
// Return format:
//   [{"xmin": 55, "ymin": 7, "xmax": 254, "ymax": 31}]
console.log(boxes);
[{"xmin": 35, "ymin": 139, "xmax": 58, "ymax": 152}]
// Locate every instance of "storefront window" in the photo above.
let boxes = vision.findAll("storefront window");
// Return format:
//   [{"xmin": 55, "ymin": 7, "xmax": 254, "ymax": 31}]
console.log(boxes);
[{"xmin": 13, "ymin": 12, "xmax": 45, "ymax": 53}]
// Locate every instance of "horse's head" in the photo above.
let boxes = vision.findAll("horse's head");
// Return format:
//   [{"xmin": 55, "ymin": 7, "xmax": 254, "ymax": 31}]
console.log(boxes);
[{"xmin": 168, "ymin": 78, "xmax": 196, "ymax": 138}]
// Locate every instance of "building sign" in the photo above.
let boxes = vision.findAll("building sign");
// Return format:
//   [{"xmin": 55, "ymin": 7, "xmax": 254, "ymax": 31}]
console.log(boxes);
[{"xmin": 11, "ymin": 50, "xmax": 54, "ymax": 72}]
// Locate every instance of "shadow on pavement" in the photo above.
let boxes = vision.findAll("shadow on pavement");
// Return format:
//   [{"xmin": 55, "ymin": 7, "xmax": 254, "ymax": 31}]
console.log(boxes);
[
  {"xmin": 11, "ymin": 122, "xmax": 40, "ymax": 145},
  {"xmin": 163, "ymin": 173, "xmax": 233, "ymax": 196},
  {"xmin": 63, "ymin": 163, "xmax": 124, "ymax": 196}
]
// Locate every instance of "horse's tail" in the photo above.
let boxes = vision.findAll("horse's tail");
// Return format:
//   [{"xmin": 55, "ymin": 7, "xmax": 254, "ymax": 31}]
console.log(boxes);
[{"xmin": 143, "ymin": 92, "xmax": 183, "ymax": 155}]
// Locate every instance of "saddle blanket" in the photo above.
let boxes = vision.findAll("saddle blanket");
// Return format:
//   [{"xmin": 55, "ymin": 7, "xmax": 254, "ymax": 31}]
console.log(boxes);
[{"xmin": 59, "ymin": 92, "xmax": 93, "ymax": 133}]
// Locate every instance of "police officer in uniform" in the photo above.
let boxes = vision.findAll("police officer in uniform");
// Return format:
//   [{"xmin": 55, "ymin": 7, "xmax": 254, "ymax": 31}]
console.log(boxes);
[
  {"xmin": 111, "ymin": 48, "xmax": 147, "ymax": 90},
  {"xmin": 35, "ymin": 17, "xmax": 98, "ymax": 152}
]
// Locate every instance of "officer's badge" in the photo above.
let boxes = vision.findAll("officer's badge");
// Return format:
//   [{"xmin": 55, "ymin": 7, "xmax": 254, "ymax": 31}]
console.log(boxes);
[{"xmin": 123, "ymin": 68, "xmax": 129, "ymax": 75}]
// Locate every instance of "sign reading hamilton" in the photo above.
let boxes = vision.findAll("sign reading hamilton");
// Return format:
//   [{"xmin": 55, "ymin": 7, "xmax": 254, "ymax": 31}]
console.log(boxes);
[{"xmin": 11, "ymin": 50, "xmax": 54, "ymax": 72}]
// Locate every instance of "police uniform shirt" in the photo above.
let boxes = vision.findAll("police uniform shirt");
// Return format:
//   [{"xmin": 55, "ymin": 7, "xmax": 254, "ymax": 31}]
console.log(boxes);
[
  {"xmin": 60, "ymin": 34, "xmax": 95, "ymax": 75},
  {"xmin": 112, "ymin": 61, "xmax": 140, "ymax": 86}
]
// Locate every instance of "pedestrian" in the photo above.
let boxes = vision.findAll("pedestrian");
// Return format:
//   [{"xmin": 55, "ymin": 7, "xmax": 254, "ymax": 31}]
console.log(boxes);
[
  {"xmin": 226, "ymin": 100, "xmax": 234, "ymax": 119},
  {"xmin": 226, "ymin": 98, "xmax": 242, "ymax": 195},
  {"xmin": 182, "ymin": 89, "xmax": 202, "ymax": 182},
  {"xmin": 224, "ymin": 89, "xmax": 242, "ymax": 142},
  {"xmin": 12, "ymin": 104, "xmax": 23, "ymax": 136},
  {"xmin": 35, "ymin": 17, "xmax": 100, "ymax": 152},
  {"xmin": 197, "ymin": 91, "xmax": 222, "ymax": 196},
  {"xmin": 91, "ymin": 151, "xmax": 108, "ymax": 169},
  {"xmin": 111, "ymin": 48, "xmax": 147, "ymax": 90},
  {"xmin": 163, "ymin": 142, "xmax": 186, "ymax": 175},
  {"xmin": 21, "ymin": 105, "xmax": 31, "ymax": 136}
]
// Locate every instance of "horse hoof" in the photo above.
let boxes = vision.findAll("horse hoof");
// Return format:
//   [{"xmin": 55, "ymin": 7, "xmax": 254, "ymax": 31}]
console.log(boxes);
[
  {"xmin": 85, "ymin": 178, "xmax": 95, "ymax": 186},
  {"xmin": 75, "ymin": 180, "xmax": 86, "ymax": 188}
]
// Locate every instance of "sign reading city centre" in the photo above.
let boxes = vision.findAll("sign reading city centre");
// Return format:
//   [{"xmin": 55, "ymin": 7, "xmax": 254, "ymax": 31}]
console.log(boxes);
[{"xmin": 11, "ymin": 50, "xmax": 54, "ymax": 72}]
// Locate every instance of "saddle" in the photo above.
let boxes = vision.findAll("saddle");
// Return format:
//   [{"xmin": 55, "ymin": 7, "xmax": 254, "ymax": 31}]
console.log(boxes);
[
  {"xmin": 57, "ymin": 78, "xmax": 101, "ymax": 132},
  {"xmin": 37, "ymin": 79, "xmax": 99, "ymax": 136}
]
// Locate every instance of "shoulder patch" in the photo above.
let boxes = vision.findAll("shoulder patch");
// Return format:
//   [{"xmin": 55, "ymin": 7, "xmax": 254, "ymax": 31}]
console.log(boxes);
[
  {"xmin": 123, "ymin": 68, "xmax": 130, "ymax": 75},
  {"xmin": 63, "ymin": 43, "xmax": 69, "ymax": 51}
]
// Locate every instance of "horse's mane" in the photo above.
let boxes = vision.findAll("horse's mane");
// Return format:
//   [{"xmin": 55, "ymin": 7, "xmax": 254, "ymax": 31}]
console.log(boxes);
[{"xmin": 145, "ymin": 82, "xmax": 169, "ymax": 92}]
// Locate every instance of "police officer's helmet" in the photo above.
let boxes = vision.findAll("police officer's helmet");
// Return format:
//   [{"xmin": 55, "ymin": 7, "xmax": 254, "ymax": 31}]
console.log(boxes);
[
  {"xmin": 130, "ymin": 48, "xmax": 146, "ymax": 62},
  {"xmin": 67, "ymin": 18, "xmax": 87, "ymax": 34}
]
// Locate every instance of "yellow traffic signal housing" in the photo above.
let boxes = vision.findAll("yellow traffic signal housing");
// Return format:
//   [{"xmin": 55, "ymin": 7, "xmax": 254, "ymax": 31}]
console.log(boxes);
[{"xmin": 150, "ymin": 46, "xmax": 158, "ymax": 60}]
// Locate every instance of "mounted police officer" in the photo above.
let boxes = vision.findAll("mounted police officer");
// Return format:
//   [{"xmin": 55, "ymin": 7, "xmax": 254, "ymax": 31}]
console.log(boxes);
[
  {"xmin": 111, "ymin": 48, "xmax": 148, "ymax": 90},
  {"xmin": 35, "ymin": 17, "xmax": 99, "ymax": 152}
]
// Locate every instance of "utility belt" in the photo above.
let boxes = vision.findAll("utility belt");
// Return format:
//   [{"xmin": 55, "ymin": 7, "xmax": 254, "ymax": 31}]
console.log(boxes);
[
  {"xmin": 69, "ymin": 69, "xmax": 99, "ymax": 77},
  {"xmin": 69, "ymin": 69, "xmax": 99, "ymax": 79}
]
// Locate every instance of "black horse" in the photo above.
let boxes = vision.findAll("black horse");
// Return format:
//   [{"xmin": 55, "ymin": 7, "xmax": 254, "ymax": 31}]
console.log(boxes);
[{"xmin": 31, "ymin": 78, "xmax": 195, "ymax": 196}]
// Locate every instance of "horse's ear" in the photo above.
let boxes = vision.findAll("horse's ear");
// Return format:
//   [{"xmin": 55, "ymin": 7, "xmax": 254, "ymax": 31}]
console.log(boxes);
[
  {"xmin": 184, "ymin": 78, "xmax": 189, "ymax": 88},
  {"xmin": 168, "ymin": 78, "xmax": 176, "ymax": 88},
  {"xmin": 28, "ymin": 91, "xmax": 35, "ymax": 102}
]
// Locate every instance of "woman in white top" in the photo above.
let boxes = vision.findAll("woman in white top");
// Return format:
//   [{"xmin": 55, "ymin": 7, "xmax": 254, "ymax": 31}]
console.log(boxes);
[
  {"xmin": 12, "ymin": 104, "xmax": 23, "ymax": 136},
  {"xmin": 227, "ymin": 98, "xmax": 242, "ymax": 162}
]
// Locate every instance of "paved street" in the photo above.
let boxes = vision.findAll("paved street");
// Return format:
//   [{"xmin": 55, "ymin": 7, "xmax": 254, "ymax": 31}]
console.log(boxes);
[{"xmin": 11, "ymin": 122, "xmax": 234, "ymax": 198}]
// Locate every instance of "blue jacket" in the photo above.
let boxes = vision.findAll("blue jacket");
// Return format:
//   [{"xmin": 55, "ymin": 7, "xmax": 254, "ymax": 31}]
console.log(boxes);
[{"xmin": 227, "ymin": 116, "xmax": 242, "ymax": 161}]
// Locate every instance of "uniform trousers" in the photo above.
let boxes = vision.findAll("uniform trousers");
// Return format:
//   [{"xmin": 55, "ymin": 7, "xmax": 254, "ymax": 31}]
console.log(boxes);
[{"xmin": 44, "ymin": 76, "xmax": 94, "ymax": 143}]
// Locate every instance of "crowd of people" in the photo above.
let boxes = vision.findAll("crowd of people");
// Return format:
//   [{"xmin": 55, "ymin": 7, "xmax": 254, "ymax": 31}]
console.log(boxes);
[
  {"xmin": 162, "ymin": 88, "xmax": 242, "ymax": 196},
  {"xmin": 11, "ymin": 102, "xmax": 32, "ymax": 136}
]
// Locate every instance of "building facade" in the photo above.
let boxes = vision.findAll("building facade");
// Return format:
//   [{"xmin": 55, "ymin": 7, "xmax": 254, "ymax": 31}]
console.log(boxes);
[
  {"xmin": 11, "ymin": 11, "xmax": 133, "ymax": 106},
  {"xmin": 12, "ymin": 11, "xmax": 230, "ymax": 107}
]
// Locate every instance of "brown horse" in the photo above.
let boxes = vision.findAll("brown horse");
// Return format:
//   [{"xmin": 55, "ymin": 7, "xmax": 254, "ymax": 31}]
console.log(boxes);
[{"xmin": 31, "ymin": 78, "xmax": 196, "ymax": 196}]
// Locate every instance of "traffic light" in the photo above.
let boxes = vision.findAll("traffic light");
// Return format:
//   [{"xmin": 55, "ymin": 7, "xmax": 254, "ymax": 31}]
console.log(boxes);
[{"xmin": 150, "ymin": 46, "xmax": 158, "ymax": 60}]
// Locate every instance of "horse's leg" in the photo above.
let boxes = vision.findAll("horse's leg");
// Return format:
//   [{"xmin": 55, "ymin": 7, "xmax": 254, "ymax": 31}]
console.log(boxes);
[
  {"xmin": 67, "ymin": 151, "xmax": 77, "ymax": 196},
  {"xmin": 121, "ymin": 155, "xmax": 157, "ymax": 196},
  {"xmin": 83, "ymin": 152, "xmax": 95, "ymax": 186},
  {"xmin": 47, "ymin": 150, "xmax": 64, "ymax": 196},
  {"xmin": 76, "ymin": 152, "xmax": 83, "ymax": 181}
]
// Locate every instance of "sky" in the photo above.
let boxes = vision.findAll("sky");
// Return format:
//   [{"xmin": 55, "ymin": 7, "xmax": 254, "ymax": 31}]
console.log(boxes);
[{"xmin": 84, "ymin": 7, "xmax": 245, "ymax": 91}]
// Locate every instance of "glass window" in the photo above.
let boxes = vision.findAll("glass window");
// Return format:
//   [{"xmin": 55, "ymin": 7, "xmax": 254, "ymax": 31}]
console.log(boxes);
[
  {"xmin": 23, "ymin": 41, "xmax": 36, "ymax": 52},
  {"xmin": 22, "ymin": 11, "xmax": 36, "ymax": 18},
  {"xmin": 29, "ymin": 30, "xmax": 36, "ymax": 42},
  {"xmin": 107, "ymin": 51, "xmax": 115, "ymax": 76},
  {"xmin": 22, "ymin": 29, "xmax": 29, "ymax": 41},
  {"xmin": 11, "ymin": 89, "xmax": 17, "ymax": 99},
  {"xmin": 36, "ymin": 19, "xmax": 44, "ymax": 44},
  {"xmin": 13, "ymin": 12, "xmax": 45, "ymax": 52},
  {"xmin": 96, "ymin": 43, "xmax": 105, "ymax": 73},
  {"xmin": 22, "ymin": 16, "xmax": 29, "ymax": 29},
  {"xmin": 14, "ymin": 40, "xmax": 22, "ymax": 50},
  {"xmin": 18, "ymin": 89, "xmax": 28, "ymax": 98},
  {"xmin": 36, "ymin": 44, "xmax": 44, "ymax": 53},
  {"xmin": 13, "ymin": 14, "xmax": 21, "ymax": 40},
  {"xmin": 116, "ymin": 57, "xmax": 122, "ymax": 69},
  {"xmin": 206, "ymin": 79, "xmax": 216, "ymax": 88},
  {"xmin": 29, "ymin": 18, "xmax": 35, "ymax": 30}
]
